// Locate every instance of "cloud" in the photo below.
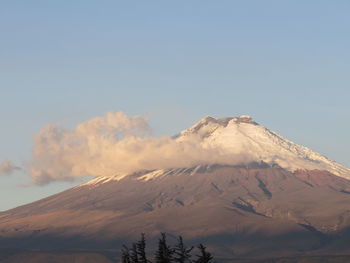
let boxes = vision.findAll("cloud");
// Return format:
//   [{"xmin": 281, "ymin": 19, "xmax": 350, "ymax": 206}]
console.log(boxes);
[
  {"xmin": 30, "ymin": 111, "xmax": 253, "ymax": 185},
  {"xmin": 0, "ymin": 160, "xmax": 21, "ymax": 175}
]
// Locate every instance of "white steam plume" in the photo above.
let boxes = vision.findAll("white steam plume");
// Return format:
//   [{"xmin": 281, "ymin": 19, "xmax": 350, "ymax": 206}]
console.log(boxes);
[{"xmin": 30, "ymin": 111, "xmax": 253, "ymax": 185}]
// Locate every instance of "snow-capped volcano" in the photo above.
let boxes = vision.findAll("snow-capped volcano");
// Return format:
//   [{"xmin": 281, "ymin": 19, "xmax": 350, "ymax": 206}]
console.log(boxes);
[
  {"xmin": 177, "ymin": 115, "xmax": 350, "ymax": 179},
  {"xmin": 2, "ymin": 116, "xmax": 350, "ymax": 261},
  {"xmin": 85, "ymin": 115, "xmax": 350, "ymax": 185}
]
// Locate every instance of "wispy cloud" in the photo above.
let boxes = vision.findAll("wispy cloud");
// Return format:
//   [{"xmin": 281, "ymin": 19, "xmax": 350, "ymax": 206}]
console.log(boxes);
[
  {"xmin": 29, "ymin": 111, "xmax": 253, "ymax": 185},
  {"xmin": 0, "ymin": 160, "xmax": 21, "ymax": 175}
]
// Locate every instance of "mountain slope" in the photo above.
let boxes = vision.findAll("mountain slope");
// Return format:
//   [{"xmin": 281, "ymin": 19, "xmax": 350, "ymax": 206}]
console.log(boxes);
[
  {"xmin": 1, "ymin": 116, "xmax": 350, "ymax": 260},
  {"xmin": 2, "ymin": 165, "xmax": 350, "ymax": 258}
]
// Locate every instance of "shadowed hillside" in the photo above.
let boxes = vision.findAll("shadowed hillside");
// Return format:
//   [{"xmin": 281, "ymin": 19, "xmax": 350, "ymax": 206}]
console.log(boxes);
[{"xmin": 1, "ymin": 165, "xmax": 350, "ymax": 259}]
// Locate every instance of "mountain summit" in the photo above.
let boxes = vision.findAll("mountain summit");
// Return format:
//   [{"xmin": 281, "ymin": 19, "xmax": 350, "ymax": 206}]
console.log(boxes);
[
  {"xmin": 86, "ymin": 115, "xmax": 350, "ymax": 184},
  {"xmin": 1, "ymin": 116, "xmax": 350, "ymax": 261},
  {"xmin": 178, "ymin": 115, "xmax": 350, "ymax": 179}
]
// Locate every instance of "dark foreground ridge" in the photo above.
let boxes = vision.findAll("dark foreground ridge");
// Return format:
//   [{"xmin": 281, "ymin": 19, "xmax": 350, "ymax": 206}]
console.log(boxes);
[{"xmin": 2, "ymin": 250, "xmax": 350, "ymax": 263}]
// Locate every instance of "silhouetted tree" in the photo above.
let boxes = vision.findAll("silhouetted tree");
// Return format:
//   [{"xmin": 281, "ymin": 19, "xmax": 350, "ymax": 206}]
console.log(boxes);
[
  {"xmin": 173, "ymin": 236, "xmax": 193, "ymax": 263},
  {"xmin": 121, "ymin": 245, "xmax": 131, "ymax": 263},
  {"xmin": 155, "ymin": 233, "xmax": 173, "ymax": 263},
  {"xmin": 130, "ymin": 243, "xmax": 139, "ymax": 263},
  {"xmin": 137, "ymin": 233, "xmax": 149, "ymax": 263},
  {"xmin": 194, "ymin": 244, "xmax": 213, "ymax": 263},
  {"xmin": 121, "ymin": 233, "xmax": 215, "ymax": 263}
]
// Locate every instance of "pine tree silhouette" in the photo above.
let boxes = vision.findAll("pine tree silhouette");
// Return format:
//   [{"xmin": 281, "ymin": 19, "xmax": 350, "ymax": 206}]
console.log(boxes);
[
  {"xmin": 155, "ymin": 233, "xmax": 173, "ymax": 263},
  {"xmin": 173, "ymin": 236, "xmax": 193, "ymax": 263},
  {"xmin": 130, "ymin": 243, "xmax": 139, "ymax": 263},
  {"xmin": 194, "ymin": 244, "xmax": 213, "ymax": 263},
  {"xmin": 137, "ymin": 233, "xmax": 149, "ymax": 263},
  {"xmin": 121, "ymin": 233, "xmax": 214, "ymax": 263},
  {"xmin": 121, "ymin": 245, "xmax": 131, "ymax": 263}
]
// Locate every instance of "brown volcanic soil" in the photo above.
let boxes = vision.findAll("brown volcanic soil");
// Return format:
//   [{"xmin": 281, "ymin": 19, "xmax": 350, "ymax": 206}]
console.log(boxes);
[{"xmin": 1, "ymin": 165, "xmax": 350, "ymax": 259}]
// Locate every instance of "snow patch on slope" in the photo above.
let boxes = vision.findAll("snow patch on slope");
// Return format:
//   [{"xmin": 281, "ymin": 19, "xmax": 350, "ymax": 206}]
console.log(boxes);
[{"xmin": 80, "ymin": 174, "xmax": 127, "ymax": 187}]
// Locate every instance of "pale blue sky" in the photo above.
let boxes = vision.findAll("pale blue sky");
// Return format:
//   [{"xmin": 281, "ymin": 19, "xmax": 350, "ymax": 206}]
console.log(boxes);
[{"xmin": 0, "ymin": 1, "xmax": 349, "ymax": 210}]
